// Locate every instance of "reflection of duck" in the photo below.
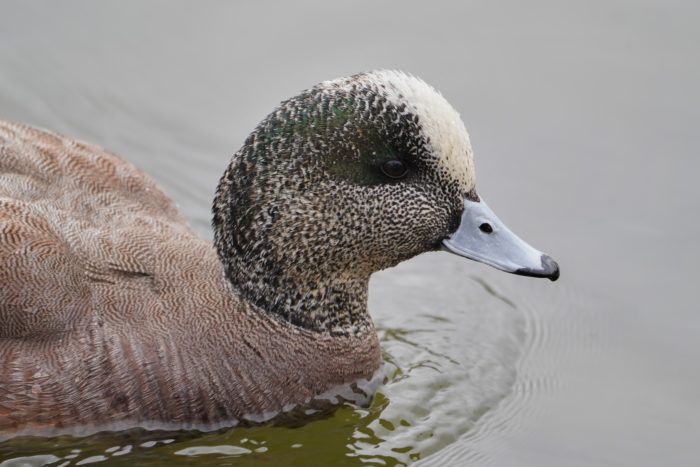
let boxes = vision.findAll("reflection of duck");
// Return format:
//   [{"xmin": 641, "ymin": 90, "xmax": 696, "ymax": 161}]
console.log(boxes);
[{"xmin": 0, "ymin": 70, "xmax": 558, "ymax": 436}]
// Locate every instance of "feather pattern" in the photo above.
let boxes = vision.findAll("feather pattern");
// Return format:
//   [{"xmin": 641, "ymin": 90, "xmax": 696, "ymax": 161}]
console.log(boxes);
[{"xmin": 0, "ymin": 121, "xmax": 380, "ymax": 437}]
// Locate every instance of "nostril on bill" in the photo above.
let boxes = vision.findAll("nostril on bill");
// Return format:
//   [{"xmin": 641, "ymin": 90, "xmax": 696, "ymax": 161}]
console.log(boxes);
[{"xmin": 479, "ymin": 223, "xmax": 493, "ymax": 234}]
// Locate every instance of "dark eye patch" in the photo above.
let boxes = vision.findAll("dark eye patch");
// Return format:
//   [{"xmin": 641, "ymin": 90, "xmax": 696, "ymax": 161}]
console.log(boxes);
[{"xmin": 380, "ymin": 159, "xmax": 409, "ymax": 179}]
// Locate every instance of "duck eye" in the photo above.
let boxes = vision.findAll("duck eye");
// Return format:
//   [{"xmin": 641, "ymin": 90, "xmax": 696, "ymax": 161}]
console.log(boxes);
[{"xmin": 380, "ymin": 159, "xmax": 408, "ymax": 179}]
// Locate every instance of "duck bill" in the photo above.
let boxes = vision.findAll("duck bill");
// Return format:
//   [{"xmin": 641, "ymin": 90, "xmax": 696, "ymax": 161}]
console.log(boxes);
[{"xmin": 442, "ymin": 197, "xmax": 560, "ymax": 281}]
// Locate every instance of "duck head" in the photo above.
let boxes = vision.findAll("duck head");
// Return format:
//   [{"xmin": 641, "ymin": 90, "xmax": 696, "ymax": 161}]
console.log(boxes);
[{"xmin": 213, "ymin": 70, "xmax": 558, "ymax": 335}]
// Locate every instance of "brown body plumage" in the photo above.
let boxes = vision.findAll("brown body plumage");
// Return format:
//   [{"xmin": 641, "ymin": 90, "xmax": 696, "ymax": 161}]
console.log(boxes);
[{"xmin": 0, "ymin": 121, "xmax": 379, "ymax": 437}]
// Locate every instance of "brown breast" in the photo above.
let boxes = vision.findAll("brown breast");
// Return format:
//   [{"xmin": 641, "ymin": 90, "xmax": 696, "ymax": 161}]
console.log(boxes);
[{"xmin": 0, "ymin": 121, "xmax": 381, "ymax": 438}]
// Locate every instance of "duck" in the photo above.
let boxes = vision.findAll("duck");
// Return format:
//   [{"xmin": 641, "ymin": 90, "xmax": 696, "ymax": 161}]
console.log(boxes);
[{"xmin": 0, "ymin": 70, "xmax": 558, "ymax": 438}]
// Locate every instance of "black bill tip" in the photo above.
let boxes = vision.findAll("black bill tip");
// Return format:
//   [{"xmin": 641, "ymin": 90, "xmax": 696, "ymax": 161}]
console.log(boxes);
[{"xmin": 515, "ymin": 254, "xmax": 560, "ymax": 282}]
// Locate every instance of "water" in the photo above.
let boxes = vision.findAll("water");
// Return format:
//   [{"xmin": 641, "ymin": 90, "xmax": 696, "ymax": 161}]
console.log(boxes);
[{"xmin": 0, "ymin": 1, "xmax": 698, "ymax": 465}]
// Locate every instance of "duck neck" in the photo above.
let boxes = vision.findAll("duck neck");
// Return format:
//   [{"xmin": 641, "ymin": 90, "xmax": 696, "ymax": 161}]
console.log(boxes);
[
  {"xmin": 231, "ymin": 265, "xmax": 373, "ymax": 336},
  {"xmin": 212, "ymin": 160, "xmax": 374, "ymax": 336}
]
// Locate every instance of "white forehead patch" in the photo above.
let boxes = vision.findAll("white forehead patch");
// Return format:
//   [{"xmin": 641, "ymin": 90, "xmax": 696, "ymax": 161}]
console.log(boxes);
[{"xmin": 324, "ymin": 70, "xmax": 475, "ymax": 191}]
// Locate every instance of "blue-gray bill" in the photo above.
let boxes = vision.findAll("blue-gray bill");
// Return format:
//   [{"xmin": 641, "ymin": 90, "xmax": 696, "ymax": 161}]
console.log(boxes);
[{"xmin": 442, "ymin": 197, "xmax": 560, "ymax": 281}]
